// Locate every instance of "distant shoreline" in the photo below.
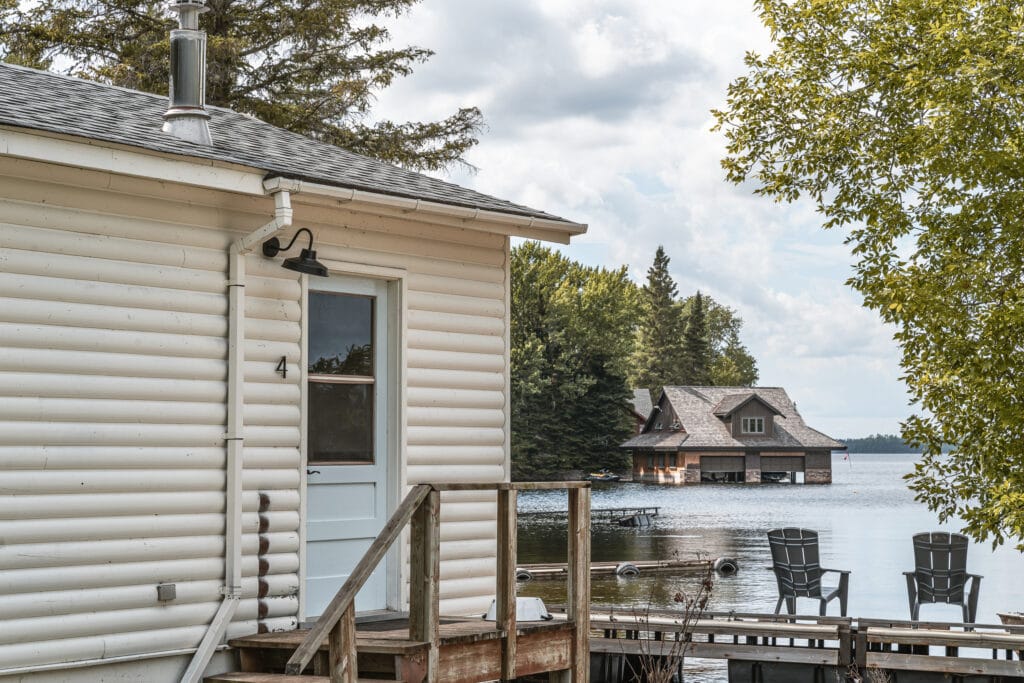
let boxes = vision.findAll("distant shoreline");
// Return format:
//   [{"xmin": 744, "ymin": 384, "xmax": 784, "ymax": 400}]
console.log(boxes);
[
  {"xmin": 839, "ymin": 434, "xmax": 923, "ymax": 454},
  {"xmin": 835, "ymin": 449, "xmax": 921, "ymax": 455}
]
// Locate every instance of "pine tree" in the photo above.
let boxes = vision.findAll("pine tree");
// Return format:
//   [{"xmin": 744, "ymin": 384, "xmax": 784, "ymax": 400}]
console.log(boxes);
[
  {"xmin": 629, "ymin": 246, "xmax": 688, "ymax": 397},
  {"xmin": 0, "ymin": 1, "xmax": 482, "ymax": 171},
  {"xmin": 680, "ymin": 291, "xmax": 712, "ymax": 385}
]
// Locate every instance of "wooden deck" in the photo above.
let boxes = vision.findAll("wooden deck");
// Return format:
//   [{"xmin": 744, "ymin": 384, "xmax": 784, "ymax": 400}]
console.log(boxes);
[{"xmin": 220, "ymin": 616, "xmax": 575, "ymax": 683}]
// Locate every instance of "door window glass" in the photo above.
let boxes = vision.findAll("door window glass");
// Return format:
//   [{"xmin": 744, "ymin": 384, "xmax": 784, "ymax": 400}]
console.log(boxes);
[{"xmin": 308, "ymin": 291, "xmax": 375, "ymax": 463}]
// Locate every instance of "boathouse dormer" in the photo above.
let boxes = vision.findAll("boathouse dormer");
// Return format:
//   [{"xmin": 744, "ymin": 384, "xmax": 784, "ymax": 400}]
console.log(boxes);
[
  {"xmin": 645, "ymin": 390, "xmax": 684, "ymax": 433},
  {"xmin": 712, "ymin": 392, "xmax": 783, "ymax": 438}
]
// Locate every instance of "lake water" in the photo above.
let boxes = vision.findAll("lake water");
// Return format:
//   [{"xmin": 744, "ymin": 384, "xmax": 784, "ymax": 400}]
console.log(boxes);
[{"xmin": 515, "ymin": 453, "xmax": 1024, "ymax": 680}]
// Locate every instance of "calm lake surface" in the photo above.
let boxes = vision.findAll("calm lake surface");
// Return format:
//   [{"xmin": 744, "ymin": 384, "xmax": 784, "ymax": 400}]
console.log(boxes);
[{"xmin": 516, "ymin": 453, "xmax": 1023, "ymax": 680}]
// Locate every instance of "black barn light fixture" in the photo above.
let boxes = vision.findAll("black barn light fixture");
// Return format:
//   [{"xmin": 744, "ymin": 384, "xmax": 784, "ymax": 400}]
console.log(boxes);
[{"xmin": 262, "ymin": 228, "xmax": 329, "ymax": 277}]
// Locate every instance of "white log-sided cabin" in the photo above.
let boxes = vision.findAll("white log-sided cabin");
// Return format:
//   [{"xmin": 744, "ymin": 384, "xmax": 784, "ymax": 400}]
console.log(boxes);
[{"xmin": 0, "ymin": 22, "xmax": 585, "ymax": 679}]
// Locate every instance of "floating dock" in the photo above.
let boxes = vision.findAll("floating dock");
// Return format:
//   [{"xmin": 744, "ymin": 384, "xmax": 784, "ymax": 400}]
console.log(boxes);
[
  {"xmin": 520, "ymin": 506, "xmax": 660, "ymax": 522},
  {"xmin": 516, "ymin": 558, "xmax": 709, "ymax": 581}
]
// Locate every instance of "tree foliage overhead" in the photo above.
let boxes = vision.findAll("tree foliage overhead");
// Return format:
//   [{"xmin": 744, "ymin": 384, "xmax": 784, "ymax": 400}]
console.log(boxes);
[
  {"xmin": 511, "ymin": 242, "xmax": 637, "ymax": 480},
  {"xmin": 714, "ymin": 0, "xmax": 1024, "ymax": 547},
  {"xmin": 0, "ymin": 0, "xmax": 482, "ymax": 171}
]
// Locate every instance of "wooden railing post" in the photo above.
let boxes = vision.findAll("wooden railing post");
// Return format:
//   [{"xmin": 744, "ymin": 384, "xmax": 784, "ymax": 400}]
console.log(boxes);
[
  {"xmin": 497, "ymin": 488, "xmax": 518, "ymax": 681},
  {"xmin": 567, "ymin": 487, "xmax": 591, "ymax": 682},
  {"xmin": 286, "ymin": 484, "xmax": 431, "ymax": 675},
  {"xmin": 409, "ymin": 486, "xmax": 441, "ymax": 683},
  {"xmin": 328, "ymin": 603, "xmax": 357, "ymax": 683}
]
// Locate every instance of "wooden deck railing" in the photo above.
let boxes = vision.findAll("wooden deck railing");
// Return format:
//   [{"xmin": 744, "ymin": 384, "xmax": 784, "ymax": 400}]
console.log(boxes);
[{"xmin": 284, "ymin": 481, "xmax": 591, "ymax": 683}]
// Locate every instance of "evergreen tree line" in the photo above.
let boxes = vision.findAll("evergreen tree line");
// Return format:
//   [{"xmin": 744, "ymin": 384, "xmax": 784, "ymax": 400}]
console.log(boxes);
[
  {"xmin": 512, "ymin": 243, "xmax": 759, "ymax": 480},
  {"xmin": 842, "ymin": 434, "xmax": 919, "ymax": 454},
  {"xmin": 841, "ymin": 434, "xmax": 952, "ymax": 455}
]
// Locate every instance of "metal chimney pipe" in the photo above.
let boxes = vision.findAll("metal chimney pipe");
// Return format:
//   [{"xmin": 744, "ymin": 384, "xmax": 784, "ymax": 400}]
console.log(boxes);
[{"xmin": 162, "ymin": 0, "xmax": 212, "ymax": 145}]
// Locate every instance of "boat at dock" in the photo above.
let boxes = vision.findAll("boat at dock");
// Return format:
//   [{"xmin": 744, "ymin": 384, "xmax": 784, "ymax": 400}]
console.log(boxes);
[{"xmin": 585, "ymin": 468, "xmax": 622, "ymax": 482}]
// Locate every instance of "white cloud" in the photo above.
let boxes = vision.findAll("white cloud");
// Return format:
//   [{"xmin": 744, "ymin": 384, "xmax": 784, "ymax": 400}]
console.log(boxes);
[{"xmin": 374, "ymin": 0, "xmax": 912, "ymax": 438}]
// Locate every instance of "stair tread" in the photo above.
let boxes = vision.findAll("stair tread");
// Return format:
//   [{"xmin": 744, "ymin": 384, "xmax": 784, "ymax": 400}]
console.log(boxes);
[
  {"xmin": 207, "ymin": 674, "xmax": 390, "ymax": 683},
  {"xmin": 230, "ymin": 630, "xmax": 429, "ymax": 654},
  {"xmin": 206, "ymin": 674, "xmax": 328, "ymax": 682}
]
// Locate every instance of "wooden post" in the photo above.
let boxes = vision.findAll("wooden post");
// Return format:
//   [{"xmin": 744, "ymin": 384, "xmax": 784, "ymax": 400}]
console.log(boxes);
[
  {"xmin": 497, "ymin": 488, "xmax": 518, "ymax": 681},
  {"xmin": 567, "ymin": 487, "xmax": 591, "ymax": 683},
  {"xmin": 328, "ymin": 603, "xmax": 357, "ymax": 683},
  {"xmin": 410, "ymin": 486, "xmax": 441, "ymax": 683}
]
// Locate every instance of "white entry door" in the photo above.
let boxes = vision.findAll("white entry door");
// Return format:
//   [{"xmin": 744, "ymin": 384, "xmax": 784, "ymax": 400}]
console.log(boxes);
[{"xmin": 305, "ymin": 276, "xmax": 391, "ymax": 618}]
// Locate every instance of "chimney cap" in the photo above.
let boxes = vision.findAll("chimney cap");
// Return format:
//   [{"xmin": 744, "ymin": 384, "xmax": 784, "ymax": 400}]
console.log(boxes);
[{"xmin": 169, "ymin": 1, "xmax": 208, "ymax": 29}]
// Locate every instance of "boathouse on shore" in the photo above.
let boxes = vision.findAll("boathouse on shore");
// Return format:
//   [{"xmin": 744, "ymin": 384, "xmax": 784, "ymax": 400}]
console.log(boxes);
[
  {"xmin": 621, "ymin": 386, "xmax": 845, "ymax": 484},
  {"xmin": 0, "ymin": 21, "xmax": 586, "ymax": 679}
]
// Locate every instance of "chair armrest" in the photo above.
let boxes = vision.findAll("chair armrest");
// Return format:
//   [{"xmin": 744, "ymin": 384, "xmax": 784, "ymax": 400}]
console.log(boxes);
[
  {"xmin": 821, "ymin": 568, "xmax": 851, "ymax": 575},
  {"xmin": 902, "ymin": 571, "xmax": 915, "ymax": 577},
  {"xmin": 966, "ymin": 573, "xmax": 982, "ymax": 624}
]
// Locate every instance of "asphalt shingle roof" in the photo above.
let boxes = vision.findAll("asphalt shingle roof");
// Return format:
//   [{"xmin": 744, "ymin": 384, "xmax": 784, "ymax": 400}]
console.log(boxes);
[
  {"xmin": 0, "ymin": 63, "xmax": 575, "ymax": 224},
  {"xmin": 622, "ymin": 386, "xmax": 845, "ymax": 451},
  {"xmin": 621, "ymin": 430, "xmax": 689, "ymax": 451},
  {"xmin": 631, "ymin": 388, "xmax": 653, "ymax": 420}
]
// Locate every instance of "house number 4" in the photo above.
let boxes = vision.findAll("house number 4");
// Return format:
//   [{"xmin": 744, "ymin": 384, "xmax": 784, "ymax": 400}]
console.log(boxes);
[{"xmin": 276, "ymin": 356, "xmax": 287, "ymax": 379}]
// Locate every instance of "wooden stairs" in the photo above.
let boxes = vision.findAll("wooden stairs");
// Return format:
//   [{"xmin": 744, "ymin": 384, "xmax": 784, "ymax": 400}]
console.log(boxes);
[
  {"xmin": 205, "ymin": 615, "xmax": 579, "ymax": 683},
  {"xmin": 205, "ymin": 483, "xmax": 592, "ymax": 683}
]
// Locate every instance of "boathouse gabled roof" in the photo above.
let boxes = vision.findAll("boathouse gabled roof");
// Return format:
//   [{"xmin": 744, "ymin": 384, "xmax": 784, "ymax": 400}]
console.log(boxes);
[
  {"xmin": 0, "ymin": 63, "xmax": 585, "ymax": 231},
  {"xmin": 631, "ymin": 388, "xmax": 653, "ymax": 420},
  {"xmin": 621, "ymin": 386, "xmax": 845, "ymax": 451}
]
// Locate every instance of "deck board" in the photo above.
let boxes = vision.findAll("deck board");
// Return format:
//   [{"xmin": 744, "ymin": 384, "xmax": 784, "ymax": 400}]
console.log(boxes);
[{"xmin": 229, "ymin": 616, "xmax": 570, "ymax": 654}]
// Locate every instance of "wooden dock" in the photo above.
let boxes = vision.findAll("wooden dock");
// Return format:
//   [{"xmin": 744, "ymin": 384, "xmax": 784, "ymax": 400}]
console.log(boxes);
[
  {"xmin": 571, "ymin": 608, "xmax": 1024, "ymax": 682},
  {"xmin": 516, "ymin": 558, "xmax": 709, "ymax": 581}
]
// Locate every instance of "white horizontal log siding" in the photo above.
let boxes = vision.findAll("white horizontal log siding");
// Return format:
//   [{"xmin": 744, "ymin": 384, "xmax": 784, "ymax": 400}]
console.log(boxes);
[
  {"xmin": 0, "ymin": 176, "xmax": 302, "ymax": 675},
  {"xmin": 242, "ymin": 254, "xmax": 304, "ymax": 639},
  {"xmin": 0, "ymin": 160, "xmax": 511, "ymax": 675}
]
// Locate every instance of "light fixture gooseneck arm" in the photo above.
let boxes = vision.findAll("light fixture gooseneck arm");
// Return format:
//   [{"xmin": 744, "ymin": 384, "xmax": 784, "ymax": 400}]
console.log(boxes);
[
  {"xmin": 268, "ymin": 227, "xmax": 314, "ymax": 256},
  {"xmin": 261, "ymin": 226, "xmax": 330, "ymax": 277}
]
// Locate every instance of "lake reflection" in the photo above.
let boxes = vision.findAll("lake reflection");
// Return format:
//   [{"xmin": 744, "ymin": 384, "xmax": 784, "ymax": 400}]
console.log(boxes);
[{"xmin": 517, "ymin": 453, "xmax": 1023, "ymax": 622}]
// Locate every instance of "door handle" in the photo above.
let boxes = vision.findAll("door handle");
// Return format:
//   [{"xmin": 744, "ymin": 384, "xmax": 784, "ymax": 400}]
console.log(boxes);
[{"xmin": 307, "ymin": 469, "xmax": 321, "ymax": 475}]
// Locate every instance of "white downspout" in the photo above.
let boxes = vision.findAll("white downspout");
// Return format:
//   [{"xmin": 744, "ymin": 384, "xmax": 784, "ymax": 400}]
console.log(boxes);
[{"xmin": 181, "ymin": 187, "xmax": 293, "ymax": 683}]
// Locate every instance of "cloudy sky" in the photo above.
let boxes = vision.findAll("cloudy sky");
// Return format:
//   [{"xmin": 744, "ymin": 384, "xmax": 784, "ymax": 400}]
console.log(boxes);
[{"xmin": 372, "ymin": 0, "xmax": 912, "ymax": 438}]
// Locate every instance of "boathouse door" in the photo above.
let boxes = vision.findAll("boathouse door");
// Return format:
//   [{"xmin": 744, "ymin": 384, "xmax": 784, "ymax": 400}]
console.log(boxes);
[{"xmin": 305, "ymin": 276, "xmax": 394, "ymax": 618}]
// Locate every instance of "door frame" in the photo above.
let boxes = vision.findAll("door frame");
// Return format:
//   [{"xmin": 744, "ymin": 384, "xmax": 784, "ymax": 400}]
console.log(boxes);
[{"xmin": 298, "ymin": 260, "xmax": 406, "ymax": 621}]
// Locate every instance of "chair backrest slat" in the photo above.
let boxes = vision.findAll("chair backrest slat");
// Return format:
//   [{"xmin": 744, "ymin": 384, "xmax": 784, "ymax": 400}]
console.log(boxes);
[
  {"xmin": 768, "ymin": 527, "xmax": 823, "ymax": 599},
  {"xmin": 912, "ymin": 531, "xmax": 969, "ymax": 604}
]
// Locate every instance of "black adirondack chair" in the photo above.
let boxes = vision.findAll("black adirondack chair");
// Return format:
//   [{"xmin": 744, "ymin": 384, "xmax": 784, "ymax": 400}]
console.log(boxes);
[
  {"xmin": 904, "ymin": 531, "xmax": 982, "ymax": 623},
  {"xmin": 767, "ymin": 528, "xmax": 850, "ymax": 616}
]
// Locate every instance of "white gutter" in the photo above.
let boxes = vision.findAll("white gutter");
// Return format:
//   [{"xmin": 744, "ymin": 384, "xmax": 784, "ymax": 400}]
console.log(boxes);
[
  {"xmin": 180, "ymin": 188, "xmax": 293, "ymax": 683},
  {"xmin": 262, "ymin": 177, "xmax": 588, "ymax": 242}
]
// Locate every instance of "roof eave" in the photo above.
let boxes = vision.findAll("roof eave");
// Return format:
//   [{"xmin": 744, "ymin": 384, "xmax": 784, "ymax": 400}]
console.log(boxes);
[
  {"xmin": 0, "ymin": 125, "xmax": 588, "ymax": 243},
  {"xmin": 264, "ymin": 177, "xmax": 587, "ymax": 243}
]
